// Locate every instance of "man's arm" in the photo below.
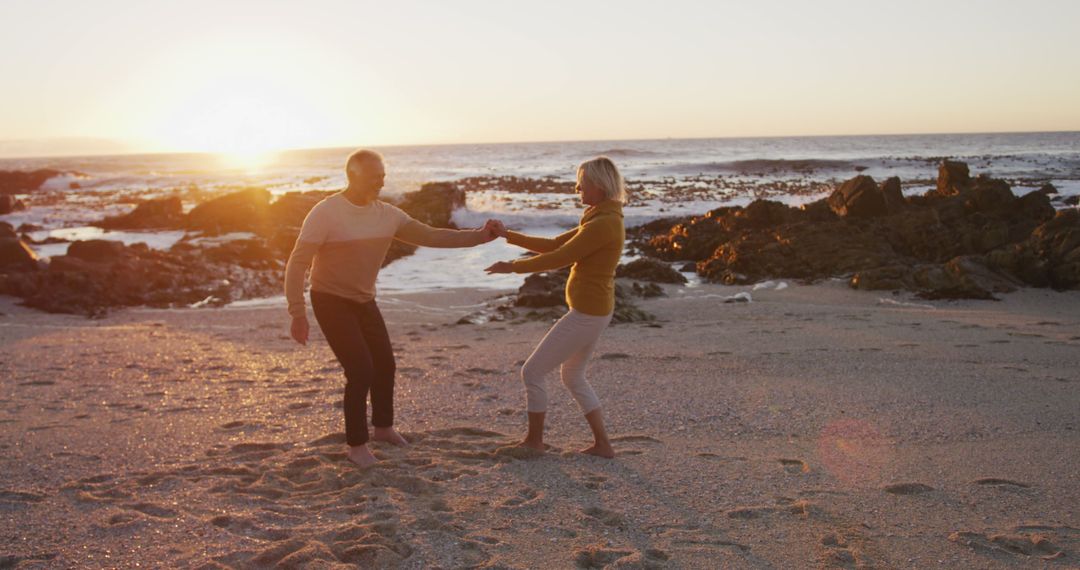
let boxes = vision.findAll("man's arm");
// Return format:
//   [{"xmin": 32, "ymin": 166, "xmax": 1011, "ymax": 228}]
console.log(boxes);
[
  {"xmin": 506, "ymin": 228, "xmax": 578, "ymax": 254},
  {"xmin": 285, "ymin": 240, "xmax": 320, "ymax": 320},
  {"xmin": 395, "ymin": 218, "xmax": 490, "ymax": 248}
]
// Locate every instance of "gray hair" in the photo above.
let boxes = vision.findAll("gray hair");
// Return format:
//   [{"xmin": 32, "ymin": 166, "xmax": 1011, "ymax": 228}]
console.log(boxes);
[
  {"xmin": 346, "ymin": 149, "xmax": 385, "ymax": 184},
  {"xmin": 577, "ymin": 156, "xmax": 626, "ymax": 203}
]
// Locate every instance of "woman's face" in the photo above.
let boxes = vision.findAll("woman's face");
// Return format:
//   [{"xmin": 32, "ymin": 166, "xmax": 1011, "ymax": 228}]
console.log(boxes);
[{"xmin": 576, "ymin": 177, "xmax": 605, "ymax": 206}]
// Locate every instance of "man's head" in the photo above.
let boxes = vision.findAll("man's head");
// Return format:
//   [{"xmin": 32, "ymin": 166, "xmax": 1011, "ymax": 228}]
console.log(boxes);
[{"xmin": 345, "ymin": 149, "xmax": 386, "ymax": 202}]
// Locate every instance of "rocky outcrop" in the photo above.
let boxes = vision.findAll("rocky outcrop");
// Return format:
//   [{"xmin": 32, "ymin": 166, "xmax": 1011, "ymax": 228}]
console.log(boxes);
[
  {"xmin": 0, "ymin": 169, "xmax": 62, "ymax": 194},
  {"xmin": 186, "ymin": 188, "xmax": 272, "ymax": 234},
  {"xmin": 633, "ymin": 161, "xmax": 1071, "ymax": 299},
  {"xmin": 827, "ymin": 175, "xmax": 889, "ymax": 218},
  {"xmin": 96, "ymin": 196, "xmax": 184, "ymax": 229},
  {"xmin": 0, "ymin": 238, "xmax": 39, "ymax": 272},
  {"xmin": 511, "ymin": 267, "xmax": 656, "ymax": 323},
  {"xmin": 0, "ymin": 194, "xmax": 26, "ymax": 215},
  {"xmin": 0, "ymin": 239, "xmax": 281, "ymax": 316},
  {"xmin": 396, "ymin": 182, "xmax": 466, "ymax": 229},
  {"xmin": 616, "ymin": 258, "xmax": 687, "ymax": 284}
]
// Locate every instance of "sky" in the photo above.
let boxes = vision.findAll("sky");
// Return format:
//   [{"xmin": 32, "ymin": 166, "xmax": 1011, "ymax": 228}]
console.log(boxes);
[{"xmin": 1, "ymin": 0, "xmax": 1078, "ymax": 157}]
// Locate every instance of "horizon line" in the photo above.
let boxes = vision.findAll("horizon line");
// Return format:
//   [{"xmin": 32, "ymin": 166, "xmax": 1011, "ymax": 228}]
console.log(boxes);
[{"xmin": 1, "ymin": 128, "xmax": 1079, "ymax": 162}]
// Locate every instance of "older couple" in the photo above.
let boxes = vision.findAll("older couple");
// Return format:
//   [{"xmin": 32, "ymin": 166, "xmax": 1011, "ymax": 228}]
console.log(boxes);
[{"xmin": 284, "ymin": 150, "xmax": 626, "ymax": 467}]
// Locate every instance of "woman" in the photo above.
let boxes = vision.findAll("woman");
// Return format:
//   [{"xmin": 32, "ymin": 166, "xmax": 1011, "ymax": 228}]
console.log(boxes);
[{"xmin": 485, "ymin": 156, "xmax": 626, "ymax": 458}]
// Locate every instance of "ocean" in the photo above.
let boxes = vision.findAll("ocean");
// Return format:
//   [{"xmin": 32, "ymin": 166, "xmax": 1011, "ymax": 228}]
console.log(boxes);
[{"xmin": 2, "ymin": 132, "xmax": 1078, "ymax": 301}]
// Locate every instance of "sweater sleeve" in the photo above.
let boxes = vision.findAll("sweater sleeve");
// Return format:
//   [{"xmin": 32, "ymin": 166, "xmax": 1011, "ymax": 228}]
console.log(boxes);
[
  {"xmin": 394, "ymin": 218, "xmax": 487, "ymax": 248},
  {"xmin": 284, "ymin": 206, "xmax": 329, "ymax": 318},
  {"xmin": 506, "ymin": 227, "xmax": 578, "ymax": 253},
  {"xmin": 509, "ymin": 220, "xmax": 609, "ymax": 274}
]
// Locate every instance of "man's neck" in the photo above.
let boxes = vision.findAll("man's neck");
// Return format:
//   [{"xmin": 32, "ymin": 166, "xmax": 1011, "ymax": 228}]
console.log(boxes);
[{"xmin": 343, "ymin": 186, "xmax": 374, "ymax": 207}]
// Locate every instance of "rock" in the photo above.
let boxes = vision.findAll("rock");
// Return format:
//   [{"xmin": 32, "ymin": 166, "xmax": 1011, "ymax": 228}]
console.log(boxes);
[
  {"xmin": 880, "ymin": 176, "xmax": 906, "ymax": 212},
  {"xmin": 97, "ymin": 196, "xmax": 184, "ymax": 229},
  {"xmin": 0, "ymin": 222, "xmax": 16, "ymax": 239},
  {"xmin": 186, "ymin": 188, "xmax": 272, "ymax": 234},
  {"xmin": 397, "ymin": 182, "xmax": 465, "ymax": 229},
  {"xmin": 268, "ymin": 191, "xmax": 332, "ymax": 228},
  {"xmin": 1037, "ymin": 183, "xmax": 1058, "ymax": 195},
  {"xmin": 616, "ymin": 258, "xmax": 687, "ymax": 284},
  {"xmin": 515, "ymin": 270, "xmax": 568, "ymax": 308},
  {"xmin": 202, "ymin": 239, "xmax": 281, "ymax": 270},
  {"xmin": 0, "ymin": 238, "xmax": 40, "ymax": 271},
  {"xmin": 630, "ymin": 281, "xmax": 664, "ymax": 298},
  {"xmin": 1063, "ymin": 195, "xmax": 1080, "ymax": 206},
  {"xmin": 67, "ymin": 240, "xmax": 128, "ymax": 262},
  {"xmin": 965, "ymin": 175, "xmax": 1014, "ymax": 213},
  {"xmin": 0, "ymin": 194, "xmax": 25, "ymax": 215},
  {"xmin": 828, "ymin": 175, "xmax": 888, "ymax": 218},
  {"xmin": 0, "ymin": 169, "xmax": 62, "ymax": 194},
  {"xmin": 936, "ymin": 160, "xmax": 971, "ymax": 196}
]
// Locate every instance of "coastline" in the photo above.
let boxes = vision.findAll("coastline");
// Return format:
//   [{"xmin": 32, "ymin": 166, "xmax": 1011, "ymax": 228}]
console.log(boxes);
[{"xmin": 2, "ymin": 281, "xmax": 1078, "ymax": 568}]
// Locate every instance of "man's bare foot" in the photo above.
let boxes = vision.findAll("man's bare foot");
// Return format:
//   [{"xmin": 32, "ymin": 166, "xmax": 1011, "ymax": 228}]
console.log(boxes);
[
  {"xmin": 516, "ymin": 439, "xmax": 545, "ymax": 452},
  {"xmin": 371, "ymin": 427, "xmax": 409, "ymax": 447},
  {"xmin": 346, "ymin": 445, "xmax": 378, "ymax": 468},
  {"xmin": 580, "ymin": 442, "xmax": 615, "ymax": 459}
]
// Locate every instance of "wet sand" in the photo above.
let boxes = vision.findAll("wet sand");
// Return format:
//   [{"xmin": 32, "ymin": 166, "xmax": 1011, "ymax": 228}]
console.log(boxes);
[{"xmin": 1, "ymin": 281, "xmax": 1078, "ymax": 568}]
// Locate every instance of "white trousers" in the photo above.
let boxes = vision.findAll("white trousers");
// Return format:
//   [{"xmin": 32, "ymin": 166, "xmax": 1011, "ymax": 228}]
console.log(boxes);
[{"xmin": 521, "ymin": 309, "xmax": 613, "ymax": 414}]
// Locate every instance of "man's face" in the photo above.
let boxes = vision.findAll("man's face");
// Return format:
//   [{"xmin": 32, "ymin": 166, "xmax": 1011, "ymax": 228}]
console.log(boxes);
[{"xmin": 354, "ymin": 160, "xmax": 386, "ymax": 199}]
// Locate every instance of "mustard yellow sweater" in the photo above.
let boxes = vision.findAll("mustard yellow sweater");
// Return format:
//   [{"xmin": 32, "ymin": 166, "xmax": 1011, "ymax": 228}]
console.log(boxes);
[{"xmin": 507, "ymin": 200, "xmax": 625, "ymax": 316}]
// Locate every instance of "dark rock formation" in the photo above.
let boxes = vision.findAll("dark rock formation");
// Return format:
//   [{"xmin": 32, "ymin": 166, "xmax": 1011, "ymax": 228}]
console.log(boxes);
[
  {"xmin": 396, "ymin": 182, "xmax": 466, "ymax": 229},
  {"xmin": 0, "ymin": 222, "xmax": 15, "ymax": 239},
  {"xmin": 186, "ymin": 188, "xmax": 272, "ymax": 234},
  {"xmin": 0, "ymin": 240, "xmax": 281, "ymax": 316},
  {"xmin": 511, "ymin": 267, "xmax": 654, "ymax": 323},
  {"xmin": 0, "ymin": 238, "xmax": 39, "ymax": 272},
  {"xmin": 632, "ymin": 161, "xmax": 1072, "ymax": 299},
  {"xmin": 616, "ymin": 258, "xmax": 687, "ymax": 284},
  {"xmin": 0, "ymin": 169, "xmax": 62, "ymax": 194},
  {"xmin": 935, "ymin": 160, "xmax": 971, "ymax": 196},
  {"xmin": 0, "ymin": 194, "xmax": 26, "ymax": 215},
  {"xmin": 827, "ymin": 175, "xmax": 888, "ymax": 218},
  {"xmin": 96, "ymin": 196, "xmax": 184, "ymax": 230}
]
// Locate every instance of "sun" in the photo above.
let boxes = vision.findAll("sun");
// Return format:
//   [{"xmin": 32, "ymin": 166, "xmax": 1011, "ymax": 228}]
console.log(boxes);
[{"xmin": 134, "ymin": 36, "xmax": 350, "ymax": 167}]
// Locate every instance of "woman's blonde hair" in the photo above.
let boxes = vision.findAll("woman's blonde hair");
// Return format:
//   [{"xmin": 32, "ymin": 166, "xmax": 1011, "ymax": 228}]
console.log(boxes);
[{"xmin": 577, "ymin": 156, "xmax": 626, "ymax": 203}]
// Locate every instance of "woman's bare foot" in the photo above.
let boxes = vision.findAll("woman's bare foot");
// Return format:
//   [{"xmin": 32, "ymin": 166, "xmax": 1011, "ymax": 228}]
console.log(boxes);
[
  {"xmin": 371, "ymin": 427, "xmax": 409, "ymax": 446},
  {"xmin": 516, "ymin": 439, "xmax": 545, "ymax": 452},
  {"xmin": 346, "ymin": 444, "xmax": 378, "ymax": 468},
  {"xmin": 580, "ymin": 442, "xmax": 615, "ymax": 459}
]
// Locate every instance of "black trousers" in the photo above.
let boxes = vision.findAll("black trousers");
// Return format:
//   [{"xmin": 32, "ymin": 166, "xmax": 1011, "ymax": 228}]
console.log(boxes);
[{"xmin": 310, "ymin": 291, "xmax": 396, "ymax": 446}]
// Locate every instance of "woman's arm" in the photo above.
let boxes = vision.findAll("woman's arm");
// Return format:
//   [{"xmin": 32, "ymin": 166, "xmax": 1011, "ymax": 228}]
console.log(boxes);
[
  {"xmin": 506, "ymin": 227, "xmax": 578, "ymax": 253},
  {"xmin": 508, "ymin": 221, "xmax": 609, "ymax": 273}
]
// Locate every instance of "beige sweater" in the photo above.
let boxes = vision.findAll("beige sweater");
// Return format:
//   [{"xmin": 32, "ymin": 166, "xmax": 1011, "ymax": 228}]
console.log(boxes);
[{"xmin": 285, "ymin": 193, "xmax": 486, "ymax": 318}]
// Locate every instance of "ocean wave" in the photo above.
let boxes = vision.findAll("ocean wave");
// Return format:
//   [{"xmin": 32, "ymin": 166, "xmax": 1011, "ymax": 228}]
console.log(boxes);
[{"xmin": 659, "ymin": 158, "xmax": 862, "ymax": 176}]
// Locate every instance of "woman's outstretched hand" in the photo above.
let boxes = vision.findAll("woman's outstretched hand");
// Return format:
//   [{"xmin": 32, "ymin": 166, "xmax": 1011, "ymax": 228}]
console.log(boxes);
[{"xmin": 485, "ymin": 261, "xmax": 514, "ymax": 274}]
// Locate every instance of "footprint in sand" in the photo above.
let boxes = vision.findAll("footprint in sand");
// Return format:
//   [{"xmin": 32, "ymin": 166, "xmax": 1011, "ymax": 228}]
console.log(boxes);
[
  {"xmin": 973, "ymin": 478, "xmax": 1031, "ymax": 489},
  {"xmin": 599, "ymin": 352, "xmax": 631, "ymax": 360},
  {"xmin": 819, "ymin": 533, "xmax": 864, "ymax": 568},
  {"xmin": 500, "ymin": 488, "xmax": 541, "ymax": 508},
  {"xmin": 611, "ymin": 434, "xmax": 661, "ymax": 444},
  {"xmin": 949, "ymin": 530, "xmax": 1064, "ymax": 560},
  {"xmin": 573, "ymin": 547, "xmax": 667, "ymax": 569},
  {"xmin": 883, "ymin": 482, "xmax": 934, "ymax": 495},
  {"xmin": 582, "ymin": 506, "xmax": 625, "ymax": 528},
  {"xmin": 779, "ymin": 458, "xmax": 809, "ymax": 474}
]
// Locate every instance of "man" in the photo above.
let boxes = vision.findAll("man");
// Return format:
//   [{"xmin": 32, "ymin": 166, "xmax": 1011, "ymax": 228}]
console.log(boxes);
[{"xmin": 285, "ymin": 149, "xmax": 498, "ymax": 468}]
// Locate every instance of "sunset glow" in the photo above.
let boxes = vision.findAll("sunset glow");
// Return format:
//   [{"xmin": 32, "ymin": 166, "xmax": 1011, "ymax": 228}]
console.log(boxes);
[{"xmin": 0, "ymin": 1, "xmax": 1077, "ymax": 158}]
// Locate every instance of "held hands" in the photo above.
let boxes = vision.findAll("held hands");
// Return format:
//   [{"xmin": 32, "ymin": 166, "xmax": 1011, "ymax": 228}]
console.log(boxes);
[
  {"xmin": 290, "ymin": 315, "xmax": 309, "ymax": 345},
  {"xmin": 484, "ymin": 261, "xmax": 514, "ymax": 274},
  {"xmin": 482, "ymin": 219, "xmax": 508, "ymax": 241}
]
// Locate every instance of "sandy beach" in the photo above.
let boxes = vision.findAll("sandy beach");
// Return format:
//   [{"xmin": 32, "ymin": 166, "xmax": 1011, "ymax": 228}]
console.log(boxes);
[{"xmin": 1, "ymin": 281, "xmax": 1078, "ymax": 568}]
